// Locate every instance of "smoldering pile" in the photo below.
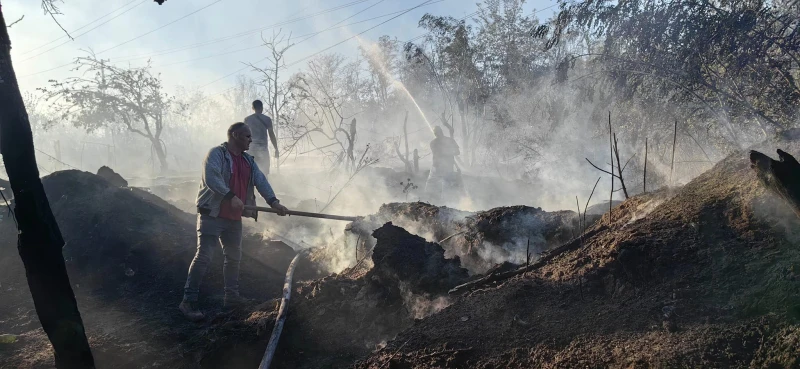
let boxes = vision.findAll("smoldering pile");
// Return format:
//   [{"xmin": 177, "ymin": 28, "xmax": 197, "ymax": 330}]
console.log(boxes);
[
  {"xmin": 345, "ymin": 202, "xmax": 602, "ymax": 274},
  {"xmin": 268, "ymin": 222, "xmax": 470, "ymax": 368}
]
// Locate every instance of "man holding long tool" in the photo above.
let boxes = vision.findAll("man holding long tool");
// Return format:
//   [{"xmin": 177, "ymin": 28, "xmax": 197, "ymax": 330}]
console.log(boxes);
[
  {"xmin": 179, "ymin": 122, "xmax": 289, "ymax": 322},
  {"xmin": 243, "ymin": 100, "xmax": 279, "ymax": 174}
]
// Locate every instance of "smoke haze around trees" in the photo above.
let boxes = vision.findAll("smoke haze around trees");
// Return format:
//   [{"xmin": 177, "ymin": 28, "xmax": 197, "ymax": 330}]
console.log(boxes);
[{"xmin": 8, "ymin": 0, "xmax": 800, "ymax": 212}]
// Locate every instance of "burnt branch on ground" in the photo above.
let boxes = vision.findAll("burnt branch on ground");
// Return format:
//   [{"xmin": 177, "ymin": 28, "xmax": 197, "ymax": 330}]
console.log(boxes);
[{"xmin": 750, "ymin": 149, "xmax": 800, "ymax": 219}]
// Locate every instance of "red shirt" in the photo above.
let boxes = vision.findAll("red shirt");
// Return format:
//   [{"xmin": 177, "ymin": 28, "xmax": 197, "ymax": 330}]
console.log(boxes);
[{"xmin": 218, "ymin": 153, "xmax": 251, "ymax": 221}]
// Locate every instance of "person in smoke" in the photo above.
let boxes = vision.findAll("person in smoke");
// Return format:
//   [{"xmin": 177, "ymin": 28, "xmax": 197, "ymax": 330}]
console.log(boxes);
[
  {"xmin": 243, "ymin": 100, "xmax": 279, "ymax": 174},
  {"xmin": 179, "ymin": 122, "xmax": 289, "ymax": 322},
  {"xmin": 425, "ymin": 126, "xmax": 462, "ymax": 203}
]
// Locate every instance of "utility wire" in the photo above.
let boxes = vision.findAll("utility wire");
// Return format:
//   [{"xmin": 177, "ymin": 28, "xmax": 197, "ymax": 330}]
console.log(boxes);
[
  {"xmin": 34, "ymin": 148, "xmax": 79, "ymax": 170},
  {"xmin": 105, "ymin": 0, "xmax": 374, "ymax": 63},
  {"xmin": 195, "ymin": 0, "xmax": 408, "ymax": 90},
  {"xmin": 19, "ymin": 0, "xmax": 144, "ymax": 56},
  {"xmin": 97, "ymin": 0, "xmax": 223, "ymax": 55},
  {"xmin": 286, "ymin": 0, "xmax": 436, "ymax": 68},
  {"xmin": 194, "ymin": 0, "xmax": 442, "ymax": 102},
  {"xmin": 23, "ymin": 1, "xmax": 148, "ymax": 61},
  {"xmin": 20, "ymin": 0, "xmax": 372, "ymax": 78},
  {"xmin": 163, "ymin": 0, "xmax": 396, "ymax": 70}
]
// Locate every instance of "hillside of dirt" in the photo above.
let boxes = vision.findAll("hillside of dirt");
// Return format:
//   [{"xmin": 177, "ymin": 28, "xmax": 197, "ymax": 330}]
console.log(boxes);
[{"xmin": 355, "ymin": 133, "xmax": 800, "ymax": 367}]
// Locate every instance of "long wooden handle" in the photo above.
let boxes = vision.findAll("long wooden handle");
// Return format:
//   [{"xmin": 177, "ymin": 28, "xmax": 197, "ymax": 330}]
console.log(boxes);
[{"xmin": 244, "ymin": 205, "xmax": 360, "ymax": 222}]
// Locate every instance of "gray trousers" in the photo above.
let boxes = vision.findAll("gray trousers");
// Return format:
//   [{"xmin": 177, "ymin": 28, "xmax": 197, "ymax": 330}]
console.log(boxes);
[
  {"xmin": 183, "ymin": 214, "xmax": 243, "ymax": 302},
  {"xmin": 249, "ymin": 145, "xmax": 271, "ymax": 174}
]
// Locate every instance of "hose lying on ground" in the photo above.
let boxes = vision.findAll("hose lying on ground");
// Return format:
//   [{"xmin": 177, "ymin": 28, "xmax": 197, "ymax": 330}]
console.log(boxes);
[{"xmin": 258, "ymin": 253, "xmax": 301, "ymax": 369}]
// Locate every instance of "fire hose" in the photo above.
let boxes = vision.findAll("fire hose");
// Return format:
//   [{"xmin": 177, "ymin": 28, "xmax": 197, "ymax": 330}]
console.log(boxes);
[{"xmin": 258, "ymin": 252, "xmax": 301, "ymax": 369}]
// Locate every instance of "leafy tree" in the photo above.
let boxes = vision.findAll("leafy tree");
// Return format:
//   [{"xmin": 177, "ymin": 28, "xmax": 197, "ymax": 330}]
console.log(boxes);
[
  {"xmin": 42, "ymin": 53, "xmax": 178, "ymax": 173},
  {"xmin": 551, "ymin": 0, "xmax": 800, "ymax": 147}
]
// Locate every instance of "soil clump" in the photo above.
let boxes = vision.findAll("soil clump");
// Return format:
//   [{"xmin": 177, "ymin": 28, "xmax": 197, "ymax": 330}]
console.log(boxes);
[
  {"xmin": 96, "ymin": 166, "xmax": 128, "ymax": 187},
  {"xmin": 266, "ymin": 223, "xmax": 469, "ymax": 369}
]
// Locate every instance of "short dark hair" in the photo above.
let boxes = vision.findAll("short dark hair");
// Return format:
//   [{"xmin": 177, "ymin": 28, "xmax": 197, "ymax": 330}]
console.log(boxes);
[
  {"xmin": 252, "ymin": 100, "xmax": 263, "ymax": 109},
  {"xmin": 227, "ymin": 122, "xmax": 247, "ymax": 138}
]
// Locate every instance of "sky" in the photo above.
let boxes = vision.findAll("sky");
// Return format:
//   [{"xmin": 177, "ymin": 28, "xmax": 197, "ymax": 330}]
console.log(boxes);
[{"xmin": 6, "ymin": 0, "xmax": 559, "ymax": 97}]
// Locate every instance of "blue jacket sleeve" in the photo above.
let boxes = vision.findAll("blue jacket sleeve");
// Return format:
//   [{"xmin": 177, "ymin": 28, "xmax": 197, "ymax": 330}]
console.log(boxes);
[{"xmin": 203, "ymin": 147, "xmax": 234, "ymax": 199}]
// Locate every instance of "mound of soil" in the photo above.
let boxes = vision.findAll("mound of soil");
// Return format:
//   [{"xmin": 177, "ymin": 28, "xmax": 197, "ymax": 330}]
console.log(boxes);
[
  {"xmin": 267, "ymin": 223, "xmax": 468, "ymax": 369},
  {"xmin": 371, "ymin": 223, "xmax": 469, "ymax": 295},
  {"xmin": 357, "ymin": 136, "xmax": 800, "ymax": 367},
  {"xmin": 0, "ymin": 170, "xmax": 318, "ymax": 368},
  {"xmin": 349, "ymin": 202, "xmax": 600, "ymax": 274},
  {"xmin": 96, "ymin": 166, "xmax": 128, "ymax": 187},
  {"xmin": 452, "ymin": 206, "xmax": 602, "ymax": 272}
]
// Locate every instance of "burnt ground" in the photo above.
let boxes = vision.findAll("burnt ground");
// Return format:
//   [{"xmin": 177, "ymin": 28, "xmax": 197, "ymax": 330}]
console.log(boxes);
[
  {"xmin": 355, "ymin": 135, "xmax": 800, "ymax": 368},
  {"xmin": 0, "ymin": 170, "xmax": 319, "ymax": 369},
  {"xmin": 3, "ymin": 132, "xmax": 800, "ymax": 368}
]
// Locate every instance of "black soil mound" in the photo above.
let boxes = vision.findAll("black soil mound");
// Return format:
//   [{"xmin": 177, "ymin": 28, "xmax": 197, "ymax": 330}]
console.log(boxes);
[
  {"xmin": 357, "ymin": 135, "xmax": 800, "ymax": 367},
  {"xmin": 0, "ymin": 170, "xmax": 317, "ymax": 368},
  {"xmin": 350, "ymin": 202, "xmax": 600, "ymax": 274},
  {"xmin": 371, "ymin": 223, "xmax": 468, "ymax": 295},
  {"xmin": 96, "ymin": 166, "xmax": 128, "ymax": 187},
  {"xmin": 264, "ymin": 223, "xmax": 469, "ymax": 369}
]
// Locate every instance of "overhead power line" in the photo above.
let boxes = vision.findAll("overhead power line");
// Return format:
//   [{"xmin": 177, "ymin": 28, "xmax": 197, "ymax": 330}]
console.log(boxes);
[
  {"xmin": 96, "ymin": 0, "xmax": 223, "ymax": 55},
  {"xmin": 195, "ymin": 0, "xmax": 411, "ymax": 90},
  {"xmin": 196, "ymin": 0, "xmax": 442, "ymax": 98},
  {"xmin": 23, "ymin": 1, "xmax": 149, "ymax": 62},
  {"xmin": 19, "ymin": 0, "xmax": 145, "ymax": 57},
  {"xmin": 19, "ymin": 0, "xmax": 373, "ymax": 78},
  {"xmin": 158, "ymin": 0, "xmax": 401, "ymax": 70},
  {"xmin": 106, "ymin": 0, "xmax": 374, "ymax": 63},
  {"xmin": 286, "ymin": 0, "xmax": 436, "ymax": 68}
]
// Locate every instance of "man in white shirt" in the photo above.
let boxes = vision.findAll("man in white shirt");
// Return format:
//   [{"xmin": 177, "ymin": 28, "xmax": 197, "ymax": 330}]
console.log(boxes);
[{"xmin": 243, "ymin": 100, "xmax": 279, "ymax": 173}]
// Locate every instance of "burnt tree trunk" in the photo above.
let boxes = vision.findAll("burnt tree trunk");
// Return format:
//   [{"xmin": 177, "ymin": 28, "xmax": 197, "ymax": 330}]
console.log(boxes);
[
  {"xmin": 751, "ymin": 149, "xmax": 800, "ymax": 219},
  {"xmin": 0, "ymin": 6, "xmax": 95, "ymax": 369},
  {"xmin": 151, "ymin": 137, "xmax": 168, "ymax": 173}
]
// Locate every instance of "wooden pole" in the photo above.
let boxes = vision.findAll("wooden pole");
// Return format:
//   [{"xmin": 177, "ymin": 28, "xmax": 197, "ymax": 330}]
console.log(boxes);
[
  {"xmin": 644, "ymin": 138, "xmax": 648, "ymax": 193},
  {"xmin": 670, "ymin": 120, "xmax": 677, "ymax": 186},
  {"xmin": 576, "ymin": 196, "xmax": 581, "ymax": 233},
  {"xmin": 0, "ymin": 7, "xmax": 95, "ymax": 368},
  {"xmin": 613, "ymin": 133, "xmax": 629, "ymax": 199},
  {"xmin": 244, "ymin": 205, "xmax": 360, "ymax": 222},
  {"xmin": 583, "ymin": 177, "xmax": 602, "ymax": 234},
  {"xmin": 526, "ymin": 238, "xmax": 530, "ymax": 267},
  {"xmin": 609, "ymin": 111, "xmax": 614, "ymax": 217}
]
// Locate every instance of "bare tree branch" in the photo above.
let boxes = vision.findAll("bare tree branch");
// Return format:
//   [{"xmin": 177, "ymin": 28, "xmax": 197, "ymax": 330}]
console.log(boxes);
[
  {"xmin": 7, "ymin": 15, "xmax": 24, "ymax": 28},
  {"xmin": 41, "ymin": 0, "xmax": 73, "ymax": 40}
]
